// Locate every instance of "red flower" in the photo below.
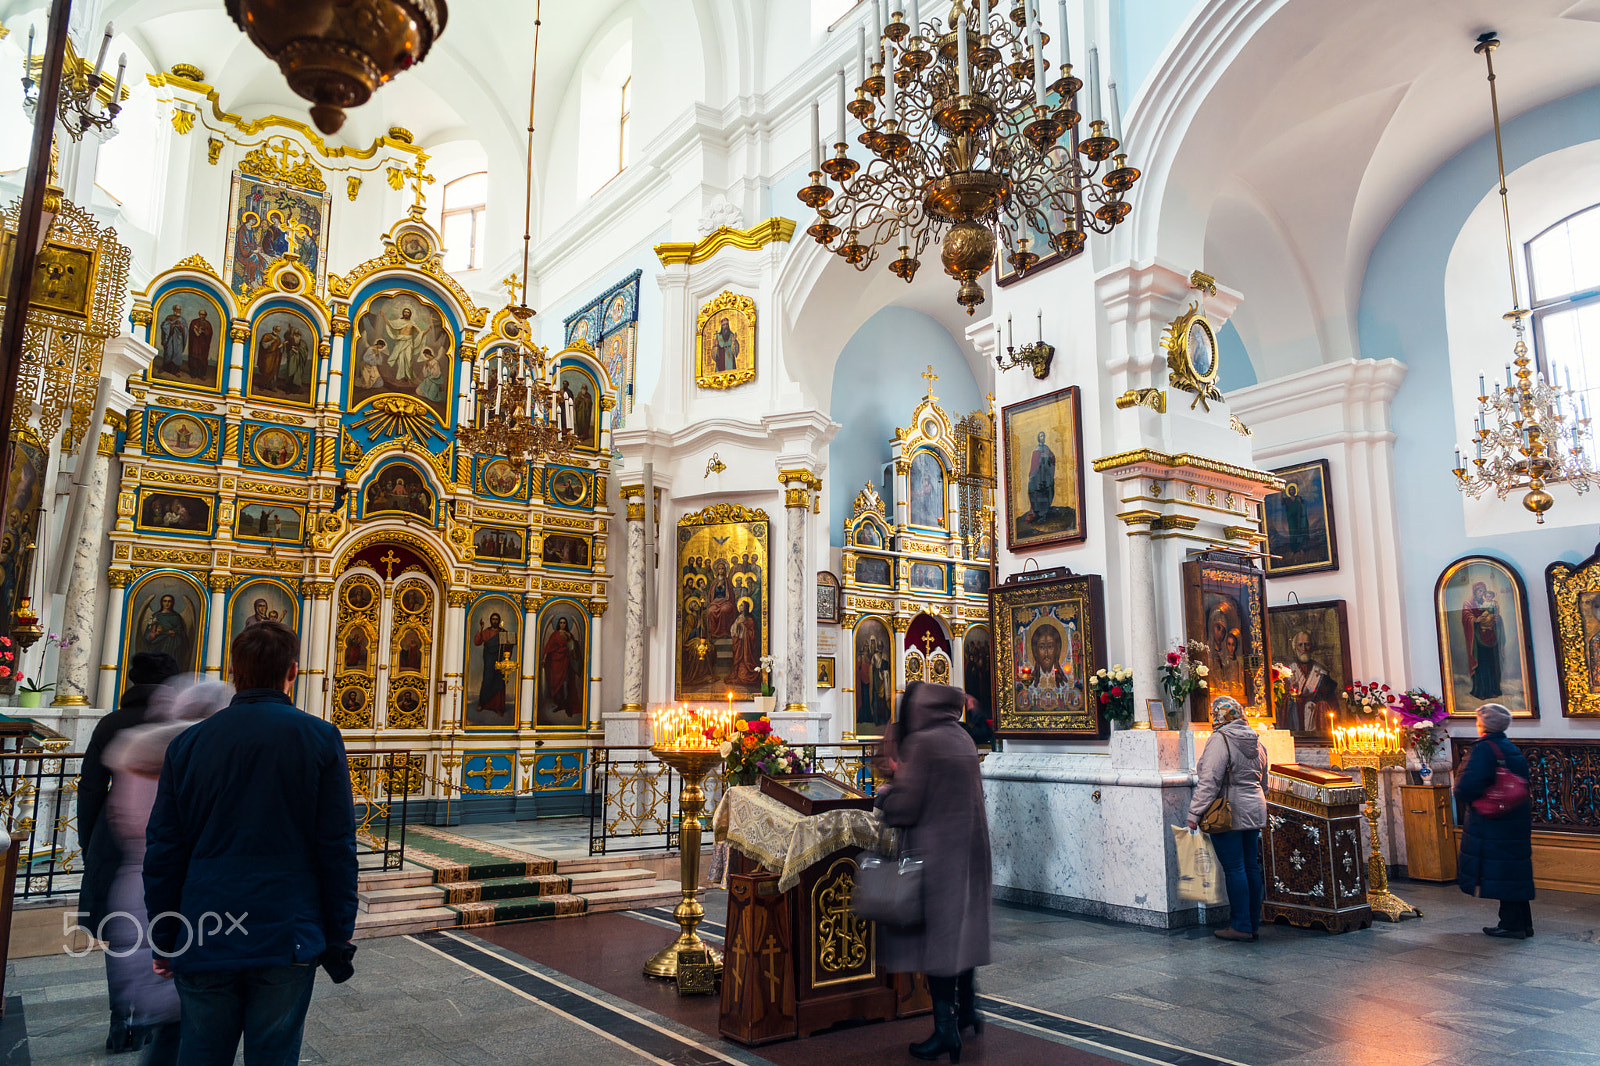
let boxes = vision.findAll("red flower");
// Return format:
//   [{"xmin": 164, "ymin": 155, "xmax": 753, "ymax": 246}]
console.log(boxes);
[
  {"xmin": 749, "ymin": 720, "xmax": 771, "ymax": 735},
  {"xmin": 1112, "ymin": 686, "xmax": 1124, "ymax": 698},
  {"xmin": 1167, "ymin": 652, "xmax": 1181, "ymax": 664},
  {"xmin": 1380, "ymin": 685, "xmax": 1391, "ymax": 692},
  {"xmin": 1099, "ymin": 693, "xmax": 1110, "ymax": 704},
  {"xmin": 702, "ymin": 727, "xmax": 715, "ymax": 739},
  {"xmin": 0, "ymin": 667, "xmax": 9, "ymax": 679}
]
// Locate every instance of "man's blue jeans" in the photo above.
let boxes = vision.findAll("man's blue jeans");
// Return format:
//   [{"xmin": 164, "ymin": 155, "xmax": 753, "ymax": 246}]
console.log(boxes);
[
  {"xmin": 174, "ymin": 963, "xmax": 316, "ymax": 1066},
  {"xmin": 1209, "ymin": 829, "xmax": 1263, "ymax": 933}
]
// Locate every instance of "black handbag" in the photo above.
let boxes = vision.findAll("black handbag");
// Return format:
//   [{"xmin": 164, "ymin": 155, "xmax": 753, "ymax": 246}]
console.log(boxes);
[{"xmin": 851, "ymin": 843, "xmax": 924, "ymax": 927}]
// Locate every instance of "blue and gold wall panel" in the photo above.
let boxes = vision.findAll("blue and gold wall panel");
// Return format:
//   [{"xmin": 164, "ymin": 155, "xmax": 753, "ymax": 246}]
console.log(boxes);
[
  {"xmin": 543, "ymin": 465, "xmax": 593, "ymax": 510},
  {"xmin": 529, "ymin": 750, "xmax": 585, "ymax": 793},
  {"xmin": 143, "ymin": 408, "xmax": 223, "ymax": 463},
  {"xmin": 239, "ymin": 421, "xmax": 313, "ymax": 474},
  {"xmin": 462, "ymin": 751, "xmax": 516, "ymax": 794}
]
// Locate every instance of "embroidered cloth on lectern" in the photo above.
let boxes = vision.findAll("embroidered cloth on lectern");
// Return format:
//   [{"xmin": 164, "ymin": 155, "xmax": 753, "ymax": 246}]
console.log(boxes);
[{"xmin": 711, "ymin": 784, "xmax": 896, "ymax": 893}]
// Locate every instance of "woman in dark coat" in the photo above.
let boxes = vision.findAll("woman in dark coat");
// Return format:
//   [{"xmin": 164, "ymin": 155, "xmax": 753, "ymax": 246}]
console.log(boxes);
[
  {"xmin": 1454, "ymin": 702, "xmax": 1534, "ymax": 938},
  {"xmin": 877, "ymin": 681, "xmax": 992, "ymax": 1063}
]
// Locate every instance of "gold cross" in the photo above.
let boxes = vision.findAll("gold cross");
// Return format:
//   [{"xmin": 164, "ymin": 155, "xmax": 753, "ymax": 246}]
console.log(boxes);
[
  {"xmin": 378, "ymin": 550, "xmax": 401, "ymax": 582},
  {"xmin": 727, "ymin": 931, "xmax": 744, "ymax": 1001},
  {"xmin": 921, "ymin": 365, "xmax": 939, "ymax": 397},
  {"xmin": 920, "ymin": 631, "xmax": 936, "ymax": 653},
  {"xmin": 264, "ymin": 137, "xmax": 298, "ymax": 171},
  {"xmin": 501, "ymin": 273, "xmax": 521, "ymax": 303},
  {"xmin": 386, "ymin": 161, "xmax": 436, "ymax": 209},
  {"xmin": 761, "ymin": 935, "xmax": 783, "ymax": 1000},
  {"xmin": 465, "ymin": 756, "xmax": 504, "ymax": 791},
  {"xmin": 986, "ymin": 391, "xmax": 996, "ymax": 410}
]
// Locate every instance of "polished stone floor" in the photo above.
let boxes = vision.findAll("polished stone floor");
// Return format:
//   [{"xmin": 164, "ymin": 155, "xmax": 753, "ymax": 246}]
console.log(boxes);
[{"xmin": 6, "ymin": 878, "xmax": 1599, "ymax": 1066}]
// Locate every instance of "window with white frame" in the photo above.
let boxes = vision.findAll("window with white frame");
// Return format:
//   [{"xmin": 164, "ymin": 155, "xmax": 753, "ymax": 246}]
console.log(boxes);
[
  {"xmin": 440, "ymin": 172, "xmax": 488, "ymax": 272},
  {"xmin": 618, "ymin": 77, "xmax": 631, "ymax": 174},
  {"xmin": 1528, "ymin": 203, "xmax": 1600, "ymax": 421}
]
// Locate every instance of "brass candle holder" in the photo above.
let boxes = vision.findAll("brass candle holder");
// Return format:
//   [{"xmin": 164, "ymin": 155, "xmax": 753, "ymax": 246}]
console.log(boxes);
[
  {"xmin": 642, "ymin": 744, "xmax": 725, "ymax": 979},
  {"xmin": 1329, "ymin": 721, "xmax": 1422, "ymax": 922}
]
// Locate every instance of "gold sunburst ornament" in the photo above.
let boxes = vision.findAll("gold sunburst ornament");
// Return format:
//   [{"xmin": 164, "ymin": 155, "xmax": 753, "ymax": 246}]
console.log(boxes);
[
  {"xmin": 1161, "ymin": 302, "xmax": 1221, "ymax": 410},
  {"xmin": 351, "ymin": 396, "xmax": 444, "ymax": 447}
]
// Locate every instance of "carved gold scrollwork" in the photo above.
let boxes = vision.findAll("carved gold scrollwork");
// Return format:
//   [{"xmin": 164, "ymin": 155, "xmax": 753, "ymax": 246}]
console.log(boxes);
[{"xmin": 812, "ymin": 857, "xmax": 871, "ymax": 986}]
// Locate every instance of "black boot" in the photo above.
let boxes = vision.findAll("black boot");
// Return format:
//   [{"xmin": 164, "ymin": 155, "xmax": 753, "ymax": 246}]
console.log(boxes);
[
  {"xmin": 141, "ymin": 1021, "xmax": 181, "ymax": 1066},
  {"xmin": 107, "ymin": 1012, "xmax": 137, "ymax": 1054},
  {"xmin": 910, "ymin": 975, "xmax": 962, "ymax": 1063},
  {"xmin": 955, "ymin": 969, "xmax": 982, "ymax": 1036}
]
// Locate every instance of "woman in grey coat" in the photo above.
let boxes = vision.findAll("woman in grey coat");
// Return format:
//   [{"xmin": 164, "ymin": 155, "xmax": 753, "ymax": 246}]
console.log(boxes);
[
  {"xmin": 1187, "ymin": 696, "xmax": 1267, "ymax": 941},
  {"xmin": 877, "ymin": 681, "xmax": 992, "ymax": 1063}
]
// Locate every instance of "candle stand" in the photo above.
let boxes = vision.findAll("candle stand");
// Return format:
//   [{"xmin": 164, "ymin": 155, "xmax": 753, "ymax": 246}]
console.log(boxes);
[
  {"xmin": 642, "ymin": 745, "xmax": 725, "ymax": 979},
  {"xmin": 1329, "ymin": 748, "xmax": 1422, "ymax": 922}
]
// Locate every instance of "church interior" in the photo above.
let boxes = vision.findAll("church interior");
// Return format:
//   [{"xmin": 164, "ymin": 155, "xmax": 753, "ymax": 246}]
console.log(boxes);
[{"xmin": 1, "ymin": 0, "xmax": 1599, "ymax": 1063}]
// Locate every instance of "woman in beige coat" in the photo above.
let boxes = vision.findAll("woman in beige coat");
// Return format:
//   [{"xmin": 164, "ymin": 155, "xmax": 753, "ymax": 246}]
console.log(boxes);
[{"xmin": 1186, "ymin": 696, "xmax": 1267, "ymax": 941}]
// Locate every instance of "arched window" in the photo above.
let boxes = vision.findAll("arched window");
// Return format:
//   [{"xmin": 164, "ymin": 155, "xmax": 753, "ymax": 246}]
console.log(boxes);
[
  {"xmin": 1528, "ymin": 203, "xmax": 1600, "ymax": 413},
  {"xmin": 440, "ymin": 172, "xmax": 488, "ymax": 272},
  {"xmin": 618, "ymin": 77, "xmax": 631, "ymax": 174}
]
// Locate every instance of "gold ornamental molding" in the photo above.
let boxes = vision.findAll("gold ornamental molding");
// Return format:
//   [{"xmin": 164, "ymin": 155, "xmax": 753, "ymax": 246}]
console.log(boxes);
[
  {"xmin": 1092, "ymin": 449, "xmax": 1284, "ymax": 489},
  {"xmin": 1115, "ymin": 388, "xmax": 1166, "ymax": 414},
  {"xmin": 1223, "ymin": 526, "xmax": 1267, "ymax": 545},
  {"xmin": 655, "ymin": 217, "xmax": 796, "ymax": 266},
  {"xmin": 677, "ymin": 503, "xmax": 770, "ymax": 527}
]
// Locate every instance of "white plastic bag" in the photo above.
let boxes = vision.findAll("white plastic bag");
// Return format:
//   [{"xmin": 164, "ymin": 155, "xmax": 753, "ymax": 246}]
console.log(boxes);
[{"xmin": 1172, "ymin": 825, "xmax": 1227, "ymax": 906}]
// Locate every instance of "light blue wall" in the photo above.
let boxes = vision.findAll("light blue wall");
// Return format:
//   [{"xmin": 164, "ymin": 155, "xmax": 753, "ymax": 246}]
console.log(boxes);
[
  {"xmin": 1216, "ymin": 320, "xmax": 1256, "ymax": 392},
  {"xmin": 1112, "ymin": 0, "xmax": 1202, "ymax": 104},
  {"xmin": 827, "ymin": 306, "xmax": 982, "ymax": 546},
  {"xmin": 1357, "ymin": 85, "xmax": 1600, "ymax": 723}
]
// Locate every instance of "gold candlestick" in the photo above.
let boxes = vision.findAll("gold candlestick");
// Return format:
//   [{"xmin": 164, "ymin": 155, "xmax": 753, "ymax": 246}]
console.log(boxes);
[
  {"xmin": 642, "ymin": 745, "xmax": 725, "ymax": 978},
  {"xmin": 1329, "ymin": 747, "xmax": 1422, "ymax": 922}
]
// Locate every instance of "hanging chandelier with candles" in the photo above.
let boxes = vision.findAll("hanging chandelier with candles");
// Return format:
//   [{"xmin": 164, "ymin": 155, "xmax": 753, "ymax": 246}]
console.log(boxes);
[
  {"xmin": 1452, "ymin": 34, "xmax": 1595, "ymax": 524},
  {"xmin": 797, "ymin": 0, "xmax": 1137, "ymax": 314}
]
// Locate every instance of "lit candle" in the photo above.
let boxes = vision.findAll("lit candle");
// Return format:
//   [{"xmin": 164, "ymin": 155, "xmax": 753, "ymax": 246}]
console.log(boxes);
[
  {"xmin": 957, "ymin": 15, "xmax": 970, "ymax": 96},
  {"xmin": 1108, "ymin": 79, "xmax": 1123, "ymax": 143},
  {"xmin": 1087, "ymin": 46, "xmax": 1101, "ymax": 124},
  {"xmin": 92, "ymin": 23, "xmax": 113, "ymax": 83},
  {"xmin": 858, "ymin": 25, "xmax": 867, "ymax": 85},
  {"xmin": 1057, "ymin": 0, "xmax": 1070, "ymax": 68},
  {"xmin": 837, "ymin": 68, "xmax": 847, "ymax": 145},
  {"xmin": 810, "ymin": 101, "xmax": 821, "ymax": 172}
]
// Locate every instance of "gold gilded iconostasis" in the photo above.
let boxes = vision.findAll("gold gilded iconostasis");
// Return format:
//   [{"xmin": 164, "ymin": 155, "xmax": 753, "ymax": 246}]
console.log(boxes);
[{"xmin": 102, "ymin": 110, "xmax": 623, "ymax": 811}]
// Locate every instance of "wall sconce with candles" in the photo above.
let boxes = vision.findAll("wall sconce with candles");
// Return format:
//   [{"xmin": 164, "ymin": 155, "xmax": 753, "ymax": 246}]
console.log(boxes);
[{"xmin": 996, "ymin": 310, "xmax": 1054, "ymax": 378}]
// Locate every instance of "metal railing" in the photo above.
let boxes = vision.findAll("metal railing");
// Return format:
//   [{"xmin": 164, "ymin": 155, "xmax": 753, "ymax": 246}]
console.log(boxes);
[
  {"xmin": 0, "ymin": 750, "xmax": 84, "ymax": 900},
  {"xmin": 347, "ymin": 750, "xmax": 415, "ymax": 872},
  {"xmin": 589, "ymin": 743, "xmax": 879, "ymax": 855}
]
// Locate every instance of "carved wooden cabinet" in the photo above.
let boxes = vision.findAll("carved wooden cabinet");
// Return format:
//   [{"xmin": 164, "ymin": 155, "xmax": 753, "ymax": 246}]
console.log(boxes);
[
  {"xmin": 1262, "ymin": 764, "xmax": 1372, "ymax": 934},
  {"xmin": 1401, "ymin": 784, "xmax": 1457, "ymax": 882}
]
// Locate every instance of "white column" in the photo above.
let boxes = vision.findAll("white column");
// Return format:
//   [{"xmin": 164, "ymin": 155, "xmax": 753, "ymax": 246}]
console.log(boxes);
[
  {"xmin": 97, "ymin": 571, "xmax": 131, "ymax": 707},
  {"xmin": 328, "ymin": 327, "xmax": 348, "ymax": 413},
  {"xmin": 620, "ymin": 485, "xmax": 646, "ymax": 713},
  {"xmin": 520, "ymin": 594, "xmax": 537, "ymax": 728},
  {"xmin": 204, "ymin": 579, "xmax": 228, "ymax": 676},
  {"xmin": 587, "ymin": 602, "xmax": 605, "ymax": 730},
  {"xmin": 295, "ymin": 590, "xmax": 314, "ymax": 709},
  {"xmin": 305, "ymin": 584, "xmax": 332, "ymax": 719},
  {"xmin": 226, "ymin": 322, "xmax": 249, "ymax": 397},
  {"xmin": 780, "ymin": 474, "xmax": 810, "ymax": 713},
  {"xmin": 443, "ymin": 590, "xmax": 469, "ymax": 729},
  {"xmin": 52, "ymin": 436, "xmax": 112, "ymax": 706},
  {"xmin": 1124, "ymin": 523, "xmax": 1159, "ymax": 727}
]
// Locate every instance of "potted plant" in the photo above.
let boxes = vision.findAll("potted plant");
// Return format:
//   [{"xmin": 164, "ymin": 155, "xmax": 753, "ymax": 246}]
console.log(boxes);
[
  {"xmin": 1089, "ymin": 665, "xmax": 1136, "ymax": 729},
  {"xmin": 1156, "ymin": 640, "xmax": 1209, "ymax": 728},
  {"xmin": 15, "ymin": 633, "xmax": 75, "ymax": 708},
  {"xmin": 722, "ymin": 716, "xmax": 812, "ymax": 786},
  {"xmin": 753, "ymin": 655, "xmax": 776, "ymax": 716}
]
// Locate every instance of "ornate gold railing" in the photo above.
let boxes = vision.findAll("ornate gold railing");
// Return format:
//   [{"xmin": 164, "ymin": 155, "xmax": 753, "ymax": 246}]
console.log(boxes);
[
  {"xmin": 588, "ymin": 743, "xmax": 879, "ymax": 856},
  {"xmin": 0, "ymin": 750, "xmax": 83, "ymax": 899},
  {"xmin": 346, "ymin": 750, "xmax": 416, "ymax": 871}
]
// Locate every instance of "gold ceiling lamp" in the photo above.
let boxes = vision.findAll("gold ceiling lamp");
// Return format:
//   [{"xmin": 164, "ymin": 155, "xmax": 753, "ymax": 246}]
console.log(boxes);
[
  {"xmin": 798, "ymin": 0, "xmax": 1138, "ymax": 313},
  {"xmin": 1452, "ymin": 33, "xmax": 1595, "ymax": 524},
  {"xmin": 455, "ymin": 0, "xmax": 577, "ymax": 466},
  {"xmin": 225, "ymin": 0, "xmax": 448, "ymax": 135}
]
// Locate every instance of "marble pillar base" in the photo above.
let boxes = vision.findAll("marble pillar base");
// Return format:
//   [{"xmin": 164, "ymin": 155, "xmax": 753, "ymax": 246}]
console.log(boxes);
[
  {"xmin": 993, "ymin": 886, "xmax": 1212, "ymax": 929},
  {"xmin": 601, "ymin": 708, "xmax": 653, "ymax": 747},
  {"xmin": 18, "ymin": 706, "xmax": 105, "ymax": 750},
  {"xmin": 769, "ymin": 710, "xmax": 829, "ymax": 745},
  {"xmin": 983, "ymin": 731, "xmax": 1203, "ymax": 927}
]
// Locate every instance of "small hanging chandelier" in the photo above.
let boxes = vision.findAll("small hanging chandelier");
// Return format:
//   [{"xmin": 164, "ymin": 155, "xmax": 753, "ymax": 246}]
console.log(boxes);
[
  {"xmin": 1452, "ymin": 34, "xmax": 1596, "ymax": 524},
  {"xmin": 797, "ymin": 0, "xmax": 1137, "ymax": 314}
]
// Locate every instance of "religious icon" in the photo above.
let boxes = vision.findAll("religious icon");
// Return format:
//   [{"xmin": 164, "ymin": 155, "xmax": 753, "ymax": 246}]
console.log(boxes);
[
  {"xmin": 541, "ymin": 534, "xmax": 590, "ymax": 568},
  {"xmin": 962, "ymin": 568, "xmax": 990, "ymax": 596},
  {"xmin": 136, "ymin": 491, "xmax": 213, "ymax": 535},
  {"xmin": 1438, "ymin": 556, "xmax": 1537, "ymax": 718},
  {"xmin": 909, "ymin": 562, "xmax": 945, "ymax": 591},
  {"xmin": 480, "ymin": 458, "xmax": 524, "ymax": 498},
  {"xmin": 695, "ymin": 290, "xmax": 756, "ymax": 389},
  {"xmin": 340, "ymin": 689, "xmax": 366, "ymax": 716},
  {"xmin": 465, "ymin": 597, "xmax": 520, "ymax": 728},
  {"xmin": 991, "ymin": 570, "xmax": 1106, "ymax": 739},
  {"xmin": 341, "ymin": 628, "xmax": 371, "ymax": 672},
  {"xmin": 1264, "ymin": 459, "xmax": 1338, "ymax": 578},
  {"xmin": 555, "ymin": 367, "xmax": 598, "ymax": 449},
  {"xmin": 345, "ymin": 583, "xmax": 373, "ymax": 611},
  {"xmin": 817, "ymin": 656, "xmax": 836, "ymax": 689},
  {"xmin": 817, "ymin": 570, "xmax": 840, "ymax": 624},
  {"xmin": 400, "ymin": 587, "xmax": 427, "ymax": 614},
  {"xmin": 397, "ymin": 231, "xmax": 430, "ymax": 261},
  {"xmin": 364, "ymin": 462, "xmax": 435, "ymax": 518},
  {"xmin": 250, "ymin": 427, "xmax": 303, "ymax": 471},
  {"xmin": 150, "ymin": 288, "xmax": 226, "ymax": 391},
  {"xmin": 569, "ymin": 316, "xmax": 592, "ymax": 343},
  {"xmin": 392, "ymin": 689, "xmax": 421, "ymax": 717},
  {"xmin": 964, "ymin": 624, "xmax": 993, "ymax": 730},
  {"xmin": 964, "ymin": 429, "xmax": 995, "ymax": 482},
  {"xmin": 396, "ymin": 628, "xmax": 425, "ymax": 674},
  {"xmin": 223, "ymin": 172, "xmax": 329, "ymax": 299},
  {"xmin": 1001, "ymin": 387, "xmax": 1086, "ymax": 551},
  {"xmin": 235, "ymin": 501, "xmax": 304, "ymax": 544},
  {"xmin": 676, "ymin": 504, "xmax": 769, "ymax": 701},
  {"xmin": 128, "ymin": 575, "xmax": 203, "ymax": 673},
  {"xmin": 1267, "ymin": 600, "xmax": 1351, "ymax": 738},
  {"xmin": 227, "ymin": 581, "xmax": 298, "ymax": 650},
  {"xmin": 1549, "ymin": 546, "xmax": 1600, "ymax": 717},
  {"xmin": 474, "ymin": 526, "xmax": 525, "ymax": 563},
  {"xmin": 1182, "ymin": 552, "xmax": 1269, "ymax": 724},
  {"xmin": 853, "ymin": 617, "xmax": 894, "ymax": 737},
  {"xmin": 155, "ymin": 414, "xmax": 209, "ymax": 459},
  {"xmin": 908, "ymin": 451, "xmax": 946, "ymax": 528},
  {"xmin": 536, "ymin": 602, "xmax": 586, "ymax": 727},
  {"xmin": 605, "ymin": 292, "xmax": 628, "ymax": 329},
  {"xmin": 854, "ymin": 556, "xmax": 892, "ymax": 586},
  {"xmin": 31, "ymin": 243, "xmax": 94, "ymax": 318},
  {"xmin": 854, "ymin": 519, "xmax": 885, "ymax": 549},
  {"xmin": 548, "ymin": 468, "xmax": 587, "ymax": 507},
  {"xmin": 248, "ymin": 309, "xmax": 318, "ymax": 404},
  {"xmin": 352, "ymin": 291, "xmax": 455, "ymax": 418}
]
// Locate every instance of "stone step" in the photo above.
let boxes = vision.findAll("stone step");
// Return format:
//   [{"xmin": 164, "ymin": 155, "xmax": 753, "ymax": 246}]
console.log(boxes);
[
  {"xmin": 360, "ymin": 884, "xmax": 446, "ymax": 913},
  {"xmin": 352, "ymin": 905, "xmax": 457, "ymax": 940},
  {"xmin": 357, "ymin": 867, "xmax": 435, "ymax": 893},
  {"xmin": 582, "ymin": 879, "xmax": 698, "ymax": 914},
  {"xmin": 565, "ymin": 867, "xmax": 657, "ymax": 894}
]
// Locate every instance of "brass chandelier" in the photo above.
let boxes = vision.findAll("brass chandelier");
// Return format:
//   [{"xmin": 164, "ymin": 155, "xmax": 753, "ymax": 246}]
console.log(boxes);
[
  {"xmin": 1452, "ymin": 34, "xmax": 1595, "ymax": 524},
  {"xmin": 797, "ymin": 0, "xmax": 1138, "ymax": 313}
]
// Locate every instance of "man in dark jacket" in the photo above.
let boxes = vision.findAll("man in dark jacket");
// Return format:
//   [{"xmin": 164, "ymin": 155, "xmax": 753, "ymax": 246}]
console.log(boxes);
[
  {"xmin": 144, "ymin": 620, "xmax": 357, "ymax": 1064},
  {"xmin": 78, "ymin": 651, "xmax": 181, "ymax": 1054},
  {"xmin": 1454, "ymin": 702, "xmax": 1534, "ymax": 938}
]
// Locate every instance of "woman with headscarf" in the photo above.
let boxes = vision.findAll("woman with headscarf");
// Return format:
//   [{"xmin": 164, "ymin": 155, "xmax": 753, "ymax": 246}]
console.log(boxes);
[
  {"xmin": 1454, "ymin": 703, "xmax": 1534, "ymax": 938},
  {"xmin": 102, "ymin": 677, "xmax": 235, "ymax": 1062},
  {"xmin": 1187, "ymin": 695, "xmax": 1267, "ymax": 941},
  {"xmin": 876, "ymin": 681, "xmax": 992, "ymax": 1062}
]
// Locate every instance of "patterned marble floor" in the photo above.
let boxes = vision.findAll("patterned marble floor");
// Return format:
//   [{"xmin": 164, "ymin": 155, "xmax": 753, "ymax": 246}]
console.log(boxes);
[
  {"xmin": 446, "ymin": 815, "xmax": 596, "ymax": 859},
  {"xmin": 6, "ymin": 879, "xmax": 1599, "ymax": 1065}
]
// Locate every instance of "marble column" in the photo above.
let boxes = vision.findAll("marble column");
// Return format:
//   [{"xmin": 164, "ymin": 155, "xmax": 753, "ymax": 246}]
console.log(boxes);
[
  {"xmin": 98, "ymin": 570, "xmax": 133, "ymax": 708},
  {"xmin": 305, "ymin": 582, "xmax": 333, "ymax": 720},
  {"xmin": 226, "ymin": 322, "xmax": 250, "ymax": 397},
  {"xmin": 779, "ymin": 473, "xmax": 812, "ymax": 713},
  {"xmin": 587, "ymin": 600, "xmax": 606, "ymax": 729},
  {"xmin": 1123, "ymin": 521, "xmax": 1160, "ymax": 728},
  {"xmin": 204, "ymin": 576, "xmax": 231, "ymax": 676},
  {"xmin": 52, "ymin": 434, "xmax": 113, "ymax": 706},
  {"xmin": 443, "ymin": 590, "xmax": 471, "ymax": 729},
  {"xmin": 620, "ymin": 485, "xmax": 646, "ymax": 714},
  {"xmin": 520, "ymin": 593, "xmax": 538, "ymax": 728},
  {"xmin": 295, "ymin": 589, "xmax": 315, "ymax": 710}
]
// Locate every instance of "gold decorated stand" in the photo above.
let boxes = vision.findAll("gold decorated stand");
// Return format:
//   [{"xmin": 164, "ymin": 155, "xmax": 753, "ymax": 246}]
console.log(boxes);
[{"xmin": 1330, "ymin": 737, "xmax": 1422, "ymax": 923}]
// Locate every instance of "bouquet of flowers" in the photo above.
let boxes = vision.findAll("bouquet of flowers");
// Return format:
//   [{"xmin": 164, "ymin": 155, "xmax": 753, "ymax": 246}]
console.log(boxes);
[
  {"xmin": 1089, "ymin": 665, "xmax": 1136, "ymax": 726},
  {"xmin": 757, "ymin": 655, "xmax": 776, "ymax": 698},
  {"xmin": 1393, "ymin": 688, "xmax": 1449, "ymax": 767},
  {"xmin": 0, "ymin": 636, "xmax": 15, "ymax": 683},
  {"xmin": 1158, "ymin": 640, "xmax": 1209, "ymax": 712},
  {"xmin": 1343, "ymin": 678, "xmax": 1400, "ymax": 716},
  {"xmin": 1269, "ymin": 663, "xmax": 1293, "ymax": 707},
  {"xmin": 722, "ymin": 716, "xmax": 812, "ymax": 785}
]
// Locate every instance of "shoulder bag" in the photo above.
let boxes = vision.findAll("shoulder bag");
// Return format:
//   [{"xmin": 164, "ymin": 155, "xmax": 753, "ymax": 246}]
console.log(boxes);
[
  {"xmin": 851, "ymin": 836, "xmax": 925, "ymax": 928},
  {"xmin": 1199, "ymin": 736, "xmax": 1234, "ymax": 834},
  {"xmin": 1470, "ymin": 740, "xmax": 1530, "ymax": 819}
]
